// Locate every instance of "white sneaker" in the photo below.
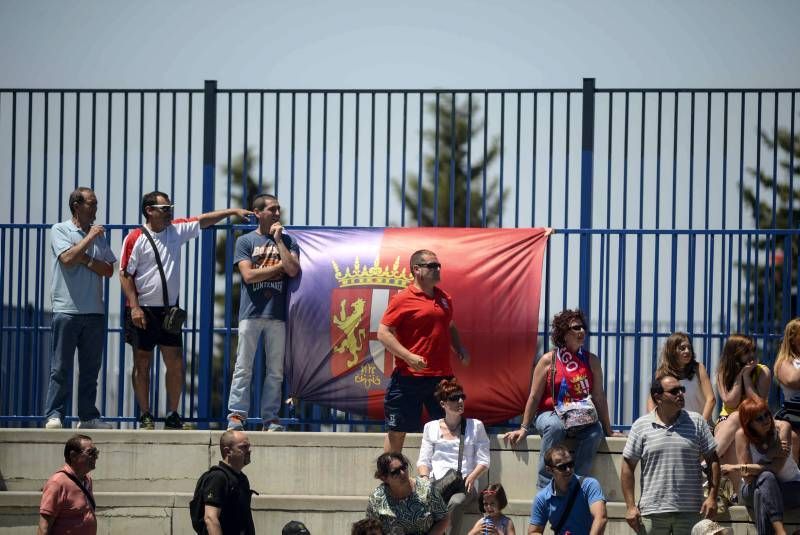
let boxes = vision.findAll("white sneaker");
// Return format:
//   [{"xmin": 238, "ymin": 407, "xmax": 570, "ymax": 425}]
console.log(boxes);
[
  {"xmin": 45, "ymin": 417, "xmax": 63, "ymax": 429},
  {"xmin": 77, "ymin": 418, "xmax": 113, "ymax": 430}
]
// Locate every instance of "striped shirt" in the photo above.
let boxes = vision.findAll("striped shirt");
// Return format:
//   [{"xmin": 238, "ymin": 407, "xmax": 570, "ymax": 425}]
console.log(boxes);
[{"xmin": 623, "ymin": 409, "xmax": 715, "ymax": 516}]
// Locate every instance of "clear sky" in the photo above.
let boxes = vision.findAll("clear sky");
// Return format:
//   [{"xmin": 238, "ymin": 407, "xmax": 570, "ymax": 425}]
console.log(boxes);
[{"xmin": 1, "ymin": 0, "xmax": 798, "ymax": 90}]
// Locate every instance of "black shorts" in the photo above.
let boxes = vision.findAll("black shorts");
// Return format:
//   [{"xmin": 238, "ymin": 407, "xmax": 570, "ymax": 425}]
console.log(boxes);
[
  {"xmin": 124, "ymin": 306, "xmax": 182, "ymax": 351},
  {"xmin": 384, "ymin": 370, "xmax": 452, "ymax": 432}
]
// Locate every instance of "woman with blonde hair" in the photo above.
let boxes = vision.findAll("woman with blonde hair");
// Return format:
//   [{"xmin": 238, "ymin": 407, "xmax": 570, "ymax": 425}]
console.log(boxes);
[
  {"xmin": 647, "ymin": 332, "xmax": 715, "ymax": 422},
  {"xmin": 775, "ymin": 318, "xmax": 800, "ymax": 407},
  {"xmin": 714, "ymin": 334, "xmax": 772, "ymax": 494}
]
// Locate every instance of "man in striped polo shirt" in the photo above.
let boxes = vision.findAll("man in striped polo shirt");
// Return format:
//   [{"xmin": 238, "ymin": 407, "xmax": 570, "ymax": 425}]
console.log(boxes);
[{"xmin": 621, "ymin": 374, "xmax": 720, "ymax": 534}]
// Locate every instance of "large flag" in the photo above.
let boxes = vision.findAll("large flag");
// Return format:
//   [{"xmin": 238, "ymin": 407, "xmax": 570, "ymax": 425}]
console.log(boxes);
[{"xmin": 285, "ymin": 227, "xmax": 550, "ymax": 424}]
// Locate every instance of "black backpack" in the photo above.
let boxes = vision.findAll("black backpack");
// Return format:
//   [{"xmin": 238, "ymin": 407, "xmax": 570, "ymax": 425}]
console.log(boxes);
[{"xmin": 189, "ymin": 465, "xmax": 239, "ymax": 534}]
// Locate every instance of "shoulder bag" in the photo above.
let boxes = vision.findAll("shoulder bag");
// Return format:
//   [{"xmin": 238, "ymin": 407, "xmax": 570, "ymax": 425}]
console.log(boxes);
[
  {"xmin": 58, "ymin": 470, "xmax": 96, "ymax": 511},
  {"xmin": 140, "ymin": 226, "xmax": 186, "ymax": 335},
  {"xmin": 432, "ymin": 418, "xmax": 468, "ymax": 503},
  {"xmin": 551, "ymin": 349, "xmax": 598, "ymax": 433}
]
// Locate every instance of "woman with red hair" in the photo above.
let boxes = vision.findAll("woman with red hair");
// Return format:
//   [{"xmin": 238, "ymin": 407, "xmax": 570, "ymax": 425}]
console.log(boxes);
[{"xmin": 721, "ymin": 397, "xmax": 800, "ymax": 535}]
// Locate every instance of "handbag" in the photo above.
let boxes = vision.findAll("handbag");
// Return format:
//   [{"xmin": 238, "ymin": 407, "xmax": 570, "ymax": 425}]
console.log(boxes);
[
  {"xmin": 551, "ymin": 348, "xmax": 598, "ymax": 433},
  {"xmin": 140, "ymin": 226, "xmax": 187, "ymax": 335},
  {"xmin": 432, "ymin": 418, "xmax": 468, "ymax": 503}
]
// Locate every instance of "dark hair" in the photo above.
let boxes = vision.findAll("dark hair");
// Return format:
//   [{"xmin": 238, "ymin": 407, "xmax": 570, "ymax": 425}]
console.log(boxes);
[
  {"xmin": 478, "ymin": 483, "xmax": 509, "ymax": 513},
  {"xmin": 656, "ymin": 332, "xmax": 697, "ymax": 381},
  {"xmin": 68, "ymin": 187, "xmax": 93, "ymax": 216},
  {"xmin": 351, "ymin": 517, "xmax": 384, "ymax": 535},
  {"xmin": 252, "ymin": 193, "xmax": 278, "ymax": 211},
  {"xmin": 374, "ymin": 452, "xmax": 410, "ymax": 479},
  {"xmin": 739, "ymin": 396, "xmax": 774, "ymax": 444},
  {"xmin": 718, "ymin": 334, "xmax": 757, "ymax": 391},
  {"xmin": 141, "ymin": 190, "xmax": 170, "ymax": 220},
  {"xmin": 434, "ymin": 378, "xmax": 464, "ymax": 403},
  {"xmin": 649, "ymin": 374, "xmax": 679, "ymax": 403},
  {"xmin": 550, "ymin": 309, "xmax": 588, "ymax": 348},
  {"xmin": 64, "ymin": 434, "xmax": 92, "ymax": 463},
  {"xmin": 409, "ymin": 249, "xmax": 436, "ymax": 270},
  {"xmin": 542, "ymin": 444, "xmax": 571, "ymax": 467}
]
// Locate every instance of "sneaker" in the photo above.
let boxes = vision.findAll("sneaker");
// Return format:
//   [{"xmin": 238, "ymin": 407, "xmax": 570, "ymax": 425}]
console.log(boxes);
[
  {"xmin": 139, "ymin": 411, "xmax": 155, "ymax": 430},
  {"xmin": 263, "ymin": 420, "xmax": 285, "ymax": 432},
  {"xmin": 77, "ymin": 418, "xmax": 113, "ymax": 430},
  {"xmin": 164, "ymin": 412, "xmax": 184, "ymax": 430},
  {"xmin": 45, "ymin": 417, "xmax": 63, "ymax": 429},
  {"xmin": 227, "ymin": 414, "xmax": 246, "ymax": 431}
]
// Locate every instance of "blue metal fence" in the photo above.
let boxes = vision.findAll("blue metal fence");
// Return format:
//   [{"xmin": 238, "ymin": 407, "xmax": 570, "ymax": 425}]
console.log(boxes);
[{"xmin": 1, "ymin": 80, "xmax": 798, "ymax": 428}]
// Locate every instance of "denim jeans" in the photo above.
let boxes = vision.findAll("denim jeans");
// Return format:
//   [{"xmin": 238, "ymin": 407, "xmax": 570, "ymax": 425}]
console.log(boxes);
[
  {"xmin": 740, "ymin": 471, "xmax": 800, "ymax": 535},
  {"xmin": 534, "ymin": 410, "xmax": 604, "ymax": 488},
  {"xmin": 44, "ymin": 313, "xmax": 104, "ymax": 421},
  {"xmin": 227, "ymin": 318, "xmax": 286, "ymax": 423}
]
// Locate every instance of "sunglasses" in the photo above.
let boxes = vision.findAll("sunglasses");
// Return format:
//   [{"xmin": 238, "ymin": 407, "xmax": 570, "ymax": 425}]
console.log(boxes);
[
  {"xmin": 753, "ymin": 411, "xmax": 772, "ymax": 424},
  {"xmin": 665, "ymin": 386, "xmax": 686, "ymax": 396},
  {"xmin": 81, "ymin": 447, "xmax": 99, "ymax": 457},
  {"xmin": 149, "ymin": 204, "xmax": 174, "ymax": 213},
  {"xmin": 447, "ymin": 393, "xmax": 467, "ymax": 402},
  {"xmin": 416, "ymin": 262, "xmax": 442, "ymax": 270},
  {"xmin": 550, "ymin": 460, "xmax": 575, "ymax": 472},
  {"xmin": 569, "ymin": 324, "xmax": 585, "ymax": 332},
  {"xmin": 388, "ymin": 464, "xmax": 408, "ymax": 477}
]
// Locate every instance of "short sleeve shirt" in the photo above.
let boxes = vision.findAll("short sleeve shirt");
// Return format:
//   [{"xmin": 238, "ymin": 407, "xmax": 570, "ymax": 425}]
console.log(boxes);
[
  {"xmin": 380, "ymin": 285, "xmax": 454, "ymax": 377},
  {"xmin": 201, "ymin": 462, "xmax": 255, "ymax": 535},
  {"xmin": 39, "ymin": 464, "xmax": 96, "ymax": 535},
  {"xmin": 50, "ymin": 220, "xmax": 117, "ymax": 314},
  {"xmin": 366, "ymin": 476, "xmax": 448, "ymax": 534},
  {"xmin": 623, "ymin": 409, "xmax": 716, "ymax": 515},
  {"xmin": 530, "ymin": 476, "xmax": 605, "ymax": 534},
  {"xmin": 234, "ymin": 231, "xmax": 299, "ymax": 321},
  {"xmin": 119, "ymin": 219, "xmax": 200, "ymax": 307}
]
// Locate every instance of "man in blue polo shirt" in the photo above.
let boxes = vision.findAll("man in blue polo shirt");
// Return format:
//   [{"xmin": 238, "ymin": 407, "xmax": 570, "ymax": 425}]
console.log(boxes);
[
  {"xmin": 529, "ymin": 444, "xmax": 608, "ymax": 534},
  {"xmin": 45, "ymin": 187, "xmax": 116, "ymax": 429}
]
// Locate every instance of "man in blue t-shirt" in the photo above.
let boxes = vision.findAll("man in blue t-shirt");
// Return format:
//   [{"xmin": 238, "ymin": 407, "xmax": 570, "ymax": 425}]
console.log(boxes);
[
  {"xmin": 529, "ymin": 444, "xmax": 608, "ymax": 534},
  {"xmin": 227, "ymin": 194, "xmax": 300, "ymax": 432},
  {"xmin": 44, "ymin": 187, "xmax": 117, "ymax": 430}
]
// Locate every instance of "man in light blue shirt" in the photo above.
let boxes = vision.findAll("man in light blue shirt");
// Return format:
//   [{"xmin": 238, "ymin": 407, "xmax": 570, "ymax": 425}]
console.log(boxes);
[{"xmin": 45, "ymin": 187, "xmax": 116, "ymax": 429}]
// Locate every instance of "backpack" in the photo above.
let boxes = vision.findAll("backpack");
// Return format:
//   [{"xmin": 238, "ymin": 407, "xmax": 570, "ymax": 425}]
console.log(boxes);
[{"xmin": 189, "ymin": 465, "xmax": 239, "ymax": 534}]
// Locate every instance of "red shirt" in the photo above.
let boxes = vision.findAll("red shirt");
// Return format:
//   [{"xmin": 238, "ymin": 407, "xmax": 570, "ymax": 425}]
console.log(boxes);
[
  {"xmin": 537, "ymin": 348, "xmax": 594, "ymax": 413},
  {"xmin": 39, "ymin": 464, "xmax": 96, "ymax": 535},
  {"xmin": 381, "ymin": 284, "xmax": 454, "ymax": 377}
]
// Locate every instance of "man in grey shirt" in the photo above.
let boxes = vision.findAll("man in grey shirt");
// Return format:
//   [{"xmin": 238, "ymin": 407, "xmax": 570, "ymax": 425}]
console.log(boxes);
[
  {"xmin": 621, "ymin": 374, "xmax": 720, "ymax": 534},
  {"xmin": 45, "ymin": 187, "xmax": 116, "ymax": 429}
]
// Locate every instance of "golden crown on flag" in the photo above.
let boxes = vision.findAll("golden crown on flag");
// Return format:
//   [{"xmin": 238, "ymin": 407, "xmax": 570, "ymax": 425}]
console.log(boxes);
[{"xmin": 332, "ymin": 256, "xmax": 413, "ymax": 288}]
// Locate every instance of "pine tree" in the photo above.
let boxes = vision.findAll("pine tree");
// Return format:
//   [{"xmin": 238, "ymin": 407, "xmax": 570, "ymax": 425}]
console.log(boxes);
[{"xmin": 395, "ymin": 94, "xmax": 506, "ymax": 227}]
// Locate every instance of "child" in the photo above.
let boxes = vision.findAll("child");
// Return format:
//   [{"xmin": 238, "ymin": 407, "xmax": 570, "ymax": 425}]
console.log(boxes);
[{"xmin": 467, "ymin": 483, "xmax": 515, "ymax": 535}]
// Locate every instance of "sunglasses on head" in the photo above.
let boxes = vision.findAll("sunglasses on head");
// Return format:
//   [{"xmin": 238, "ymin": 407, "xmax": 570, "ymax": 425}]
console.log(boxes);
[
  {"xmin": 388, "ymin": 463, "xmax": 408, "ymax": 477},
  {"xmin": 550, "ymin": 460, "xmax": 575, "ymax": 472},
  {"xmin": 416, "ymin": 262, "xmax": 441, "ymax": 270},
  {"xmin": 446, "ymin": 393, "xmax": 467, "ymax": 402},
  {"xmin": 149, "ymin": 204, "xmax": 174, "ymax": 213},
  {"xmin": 665, "ymin": 386, "xmax": 686, "ymax": 396}
]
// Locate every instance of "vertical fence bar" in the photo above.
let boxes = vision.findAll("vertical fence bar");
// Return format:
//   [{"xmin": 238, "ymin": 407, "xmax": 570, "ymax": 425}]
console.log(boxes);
[
  {"xmin": 579, "ymin": 78, "xmax": 595, "ymax": 316},
  {"xmin": 197, "ymin": 80, "xmax": 218, "ymax": 427}
]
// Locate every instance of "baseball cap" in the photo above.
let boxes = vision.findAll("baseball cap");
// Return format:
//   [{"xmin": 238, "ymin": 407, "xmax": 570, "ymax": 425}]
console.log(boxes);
[{"xmin": 282, "ymin": 520, "xmax": 311, "ymax": 535}]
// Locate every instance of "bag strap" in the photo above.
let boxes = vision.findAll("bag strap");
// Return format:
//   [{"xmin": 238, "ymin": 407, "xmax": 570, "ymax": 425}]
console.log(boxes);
[
  {"xmin": 456, "ymin": 418, "xmax": 467, "ymax": 475},
  {"xmin": 140, "ymin": 225, "xmax": 172, "ymax": 307},
  {"xmin": 550, "ymin": 349, "xmax": 559, "ymax": 407},
  {"xmin": 552, "ymin": 476, "xmax": 583, "ymax": 534},
  {"xmin": 58, "ymin": 470, "xmax": 96, "ymax": 511}
]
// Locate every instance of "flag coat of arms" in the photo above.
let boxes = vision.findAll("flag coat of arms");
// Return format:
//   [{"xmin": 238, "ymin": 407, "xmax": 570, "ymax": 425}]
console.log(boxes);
[{"xmin": 285, "ymin": 227, "xmax": 550, "ymax": 424}]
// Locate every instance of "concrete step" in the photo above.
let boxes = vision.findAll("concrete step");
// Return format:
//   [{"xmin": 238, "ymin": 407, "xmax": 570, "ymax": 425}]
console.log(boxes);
[{"xmin": 1, "ymin": 491, "xmax": 797, "ymax": 535}]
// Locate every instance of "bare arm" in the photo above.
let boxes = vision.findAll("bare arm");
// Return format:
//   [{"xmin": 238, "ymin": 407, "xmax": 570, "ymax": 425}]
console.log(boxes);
[
  {"xmin": 448, "ymin": 321, "xmax": 469, "ymax": 365},
  {"xmin": 589, "ymin": 500, "xmax": 608, "ymax": 535},
  {"xmin": 58, "ymin": 226, "xmax": 114, "ymax": 277},
  {"xmin": 377, "ymin": 323, "xmax": 426, "ymax": 371},
  {"xmin": 621, "ymin": 457, "xmax": 641, "ymax": 532},
  {"xmin": 528, "ymin": 523, "xmax": 544, "ymax": 534},
  {"xmin": 697, "ymin": 362, "xmax": 716, "ymax": 422},
  {"xmin": 776, "ymin": 359, "xmax": 800, "ymax": 391},
  {"xmin": 203, "ymin": 504, "xmax": 223, "ymax": 535},
  {"xmin": 237, "ymin": 259, "xmax": 286, "ymax": 285},
  {"xmin": 503, "ymin": 352, "xmax": 552, "ymax": 447},
  {"xmin": 37, "ymin": 514, "xmax": 54, "ymax": 535},
  {"xmin": 429, "ymin": 516, "xmax": 449, "ymax": 535},
  {"xmin": 753, "ymin": 366, "xmax": 772, "ymax": 400},
  {"xmin": 700, "ymin": 451, "xmax": 720, "ymax": 519},
  {"xmin": 717, "ymin": 368, "xmax": 745, "ymax": 408},
  {"xmin": 197, "ymin": 208, "xmax": 253, "ymax": 229},
  {"xmin": 589, "ymin": 353, "xmax": 618, "ymax": 436},
  {"xmin": 120, "ymin": 271, "xmax": 146, "ymax": 329},
  {"xmin": 271, "ymin": 225, "xmax": 300, "ymax": 277}
]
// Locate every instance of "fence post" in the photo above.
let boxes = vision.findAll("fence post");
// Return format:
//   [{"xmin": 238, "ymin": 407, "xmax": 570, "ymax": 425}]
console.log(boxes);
[
  {"xmin": 579, "ymin": 78, "xmax": 596, "ymax": 316},
  {"xmin": 198, "ymin": 80, "xmax": 218, "ymax": 427}
]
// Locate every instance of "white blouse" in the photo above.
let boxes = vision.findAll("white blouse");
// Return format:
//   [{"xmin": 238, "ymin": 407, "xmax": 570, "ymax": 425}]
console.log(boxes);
[{"xmin": 416, "ymin": 418, "xmax": 491, "ymax": 482}]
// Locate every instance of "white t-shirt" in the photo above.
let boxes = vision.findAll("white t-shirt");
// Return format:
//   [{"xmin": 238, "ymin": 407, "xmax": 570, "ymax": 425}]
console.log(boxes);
[
  {"xmin": 120, "ymin": 218, "xmax": 200, "ymax": 307},
  {"xmin": 416, "ymin": 418, "xmax": 490, "ymax": 483}
]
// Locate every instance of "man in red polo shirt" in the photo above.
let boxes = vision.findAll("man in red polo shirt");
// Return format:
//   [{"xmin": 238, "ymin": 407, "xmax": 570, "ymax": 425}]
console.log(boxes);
[{"xmin": 377, "ymin": 249, "xmax": 470, "ymax": 453}]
